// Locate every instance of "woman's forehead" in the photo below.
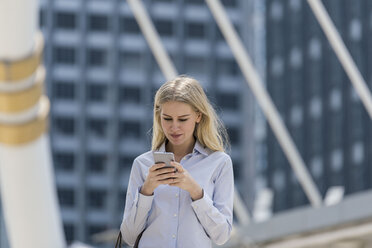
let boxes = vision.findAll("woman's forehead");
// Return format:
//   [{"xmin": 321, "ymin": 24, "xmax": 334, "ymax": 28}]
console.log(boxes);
[{"xmin": 160, "ymin": 101, "xmax": 194, "ymax": 115}]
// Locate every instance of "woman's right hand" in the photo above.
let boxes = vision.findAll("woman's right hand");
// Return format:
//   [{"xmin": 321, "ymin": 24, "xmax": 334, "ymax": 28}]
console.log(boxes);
[{"xmin": 140, "ymin": 163, "xmax": 176, "ymax": 196}]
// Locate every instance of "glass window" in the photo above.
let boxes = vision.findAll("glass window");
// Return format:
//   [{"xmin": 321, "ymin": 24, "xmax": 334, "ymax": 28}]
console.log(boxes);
[
  {"xmin": 88, "ymin": 119, "xmax": 107, "ymax": 138},
  {"xmin": 221, "ymin": 0, "xmax": 237, "ymax": 8},
  {"xmin": 310, "ymin": 156, "xmax": 323, "ymax": 178},
  {"xmin": 309, "ymin": 96, "xmax": 322, "ymax": 119},
  {"xmin": 87, "ymin": 48, "xmax": 107, "ymax": 67},
  {"xmin": 119, "ymin": 121, "xmax": 141, "ymax": 139},
  {"xmin": 185, "ymin": 0, "xmax": 203, "ymax": 5},
  {"xmin": 89, "ymin": 14, "xmax": 109, "ymax": 32},
  {"xmin": 54, "ymin": 152, "xmax": 74, "ymax": 171},
  {"xmin": 120, "ymin": 17, "xmax": 140, "ymax": 34},
  {"xmin": 55, "ymin": 12, "xmax": 76, "ymax": 29},
  {"xmin": 349, "ymin": 18, "xmax": 362, "ymax": 41},
  {"xmin": 289, "ymin": 47, "xmax": 302, "ymax": 69},
  {"xmin": 289, "ymin": 0, "xmax": 302, "ymax": 11},
  {"xmin": 53, "ymin": 47, "xmax": 76, "ymax": 65},
  {"xmin": 216, "ymin": 92, "xmax": 240, "ymax": 110},
  {"xmin": 350, "ymin": 102, "xmax": 363, "ymax": 139},
  {"xmin": 54, "ymin": 117, "xmax": 75, "ymax": 135},
  {"xmin": 87, "ymin": 189, "xmax": 106, "ymax": 209},
  {"xmin": 58, "ymin": 188, "xmax": 75, "ymax": 207},
  {"xmin": 87, "ymin": 154, "xmax": 107, "ymax": 173},
  {"xmin": 120, "ymin": 51, "xmax": 146, "ymax": 72},
  {"xmin": 119, "ymin": 86, "xmax": 141, "ymax": 104},
  {"xmin": 118, "ymin": 190, "xmax": 126, "ymax": 212},
  {"xmin": 330, "ymin": 112, "xmax": 342, "ymax": 147},
  {"xmin": 309, "ymin": 120, "xmax": 322, "ymax": 154},
  {"xmin": 119, "ymin": 155, "xmax": 135, "ymax": 171},
  {"xmin": 329, "ymin": 88, "xmax": 342, "ymax": 111},
  {"xmin": 87, "ymin": 224, "xmax": 106, "ymax": 237},
  {"xmin": 87, "ymin": 84, "xmax": 107, "ymax": 102},
  {"xmin": 227, "ymin": 126, "xmax": 240, "ymax": 146},
  {"xmin": 232, "ymin": 160, "xmax": 241, "ymax": 180},
  {"xmin": 308, "ymin": 37, "xmax": 322, "ymax": 60},
  {"xmin": 186, "ymin": 22, "xmax": 205, "ymax": 39},
  {"xmin": 39, "ymin": 9, "xmax": 45, "ymax": 28},
  {"xmin": 154, "ymin": 19, "xmax": 173, "ymax": 36},
  {"xmin": 290, "ymin": 105, "xmax": 303, "ymax": 126},
  {"xmin": 270, "ymin": 55, "xmax": 284, "ymax": 77},
  {"xmin": 217, "ymin": 58, "xmax": 239, "ymax": 76},
  {"xmin": 352, "ymin": 141, "xmax": 364, "ymax": 165},
  {"xmin": 185, "ymin": 56, "xmax": 207, "ymax": 75},
  {"xmin": 273, "ymin": 170, "xmax": 285, "ymax": 191},
  {"xmin": 330, "ymin": 149, "xmax": 343, "ymax": 172},
  {"xmin": 53, "ymin": 80, "xmax": 75, "ymax": 100},
  {"xmin": 270, "ymin": 1, "xmax": 283, "ymax": 21}
]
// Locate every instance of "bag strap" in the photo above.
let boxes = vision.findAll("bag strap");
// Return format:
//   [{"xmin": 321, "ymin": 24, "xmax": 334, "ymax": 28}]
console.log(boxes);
[
  {"xmin": 114, "ymin": 232, "xmax": 122, "ymax": 248},
  {"xmin": 133, "ymin": 229, "xmax": 145, "ymax": 248},
  {"xmin": 115, "ymin": 230, "xmax": 144, "ymax": 248}
]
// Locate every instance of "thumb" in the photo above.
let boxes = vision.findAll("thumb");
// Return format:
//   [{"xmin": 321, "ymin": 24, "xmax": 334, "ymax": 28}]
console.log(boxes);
[{"xmin": 171, "ymin": 161, "xmax": 184, "ymax": 173}]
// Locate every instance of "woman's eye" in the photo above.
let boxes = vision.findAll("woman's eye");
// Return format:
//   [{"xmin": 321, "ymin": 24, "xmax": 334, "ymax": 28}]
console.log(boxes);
[
  {"xmin": 179, "ymin": 119, "xmax": 188, "ymax": 122},
  {"xmin": 163, "ymin": 118, "xmax": 172, "ymax": 121}
]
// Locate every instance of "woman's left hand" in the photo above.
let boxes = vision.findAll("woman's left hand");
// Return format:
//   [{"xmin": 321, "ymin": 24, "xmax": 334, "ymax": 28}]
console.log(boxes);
[{"xmin": 168, "ymin": 161, "xmax": 203, "ymax": 201}]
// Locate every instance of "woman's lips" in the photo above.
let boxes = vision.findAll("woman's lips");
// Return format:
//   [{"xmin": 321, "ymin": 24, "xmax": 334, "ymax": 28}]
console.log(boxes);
[{"xmin": 170, "ymin": 134, "xmax": 182, "ymax": 139}]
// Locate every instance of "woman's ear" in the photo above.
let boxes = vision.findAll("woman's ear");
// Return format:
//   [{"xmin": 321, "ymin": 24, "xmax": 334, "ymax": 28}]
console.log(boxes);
[{"xmin": 196, "ymin": 112, "xmax": 202, "ymax": 123}]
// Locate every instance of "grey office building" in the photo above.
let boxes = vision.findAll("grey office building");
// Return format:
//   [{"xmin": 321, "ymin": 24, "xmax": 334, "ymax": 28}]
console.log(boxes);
[
  {"xmin": 35, "ymin": 0, "xmax": 264, "ymax": 246},
  {"xmin": 266, "ymin": 0, "xmax": 372, "ymax": 212}
]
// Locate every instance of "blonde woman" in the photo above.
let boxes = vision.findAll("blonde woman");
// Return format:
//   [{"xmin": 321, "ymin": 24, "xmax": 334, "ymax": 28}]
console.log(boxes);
[{"xmin": 120, "ymin": 76, "xmax": 234, "ymax": 247}]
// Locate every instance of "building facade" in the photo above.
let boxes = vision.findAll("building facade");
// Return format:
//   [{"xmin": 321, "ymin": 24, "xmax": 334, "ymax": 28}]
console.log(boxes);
[{"xmin": 266, "ymin": 0, "xmax": 372, "ymax": 212}]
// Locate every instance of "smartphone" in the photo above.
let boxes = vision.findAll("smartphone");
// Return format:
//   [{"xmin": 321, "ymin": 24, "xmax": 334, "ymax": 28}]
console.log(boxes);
[{"xmin": 152, "ymin": 151, "xmax": 175, "ymax": 169}]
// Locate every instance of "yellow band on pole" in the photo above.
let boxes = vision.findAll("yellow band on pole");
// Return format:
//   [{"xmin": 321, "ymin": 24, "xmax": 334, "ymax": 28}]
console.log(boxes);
[
  {"xmin": 0, "ymin": 96, "xmax": 49, "ymax": 145},
  {"xmin": 0, "ymin": 67, "xmax": 45, "ymax": 113},
  {"xmin": 0, "ymin": 32, "xmax": 43, "ymax": 82}
]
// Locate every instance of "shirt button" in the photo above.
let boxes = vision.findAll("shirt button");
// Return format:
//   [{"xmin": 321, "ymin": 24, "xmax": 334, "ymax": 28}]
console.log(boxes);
[
  {"xmin": 172, "ymin": 234, "xmax": 176, "ymax": 238},
  {"xmin": 174, "ymin": 213, "xmax": 177, "ymax": 217},
  {"xmin": 175, "ymin": 193, "xmax": 179, "ymax": 197}
]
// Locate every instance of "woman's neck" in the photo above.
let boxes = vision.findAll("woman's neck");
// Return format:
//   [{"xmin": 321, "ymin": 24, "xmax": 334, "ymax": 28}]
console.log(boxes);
[{"xmin": 166, "ymin": 137, "xmax": 196, "ymax": 158}]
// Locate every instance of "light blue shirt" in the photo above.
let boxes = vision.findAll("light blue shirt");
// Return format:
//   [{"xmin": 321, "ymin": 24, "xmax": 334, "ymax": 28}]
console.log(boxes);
[{"xmin": 120, "ymin": 140, "xmax": 234, "ymax": 248}]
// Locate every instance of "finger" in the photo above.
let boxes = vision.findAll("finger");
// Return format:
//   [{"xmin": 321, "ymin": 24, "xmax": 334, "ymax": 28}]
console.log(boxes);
[
  {"xmin": 150, "ymin": 163, "xmax": 166, "ymax": 172},
  {"xmin": 170, "ymin": 162, "xmax": 184, "ymax": 173},
  {"xmin": 162, "ymin": 177, "xmax": 181, "ymax": 185},
  {"xmin": 155, "ymin": 167, "xmax": 177, "ymax": 175},
  {"xmin": 156, "ymin": 172, "xmax": 177, "ymax": 181}
]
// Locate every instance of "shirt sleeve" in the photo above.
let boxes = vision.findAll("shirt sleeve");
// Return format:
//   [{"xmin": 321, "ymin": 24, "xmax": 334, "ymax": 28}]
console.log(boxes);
[
  {"xmin": 191, "ymin": 156, "xmax": 234, "ymax": 245},
  {"xmin": 120, "ymin": 159, "xmax": 153, "ymax": 246}
]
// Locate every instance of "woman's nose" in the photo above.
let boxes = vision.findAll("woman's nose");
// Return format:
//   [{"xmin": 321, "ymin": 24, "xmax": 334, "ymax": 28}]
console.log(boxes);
[{"xmin": 170, "ymin": 121, "xmax": 179, "ymax": 130}]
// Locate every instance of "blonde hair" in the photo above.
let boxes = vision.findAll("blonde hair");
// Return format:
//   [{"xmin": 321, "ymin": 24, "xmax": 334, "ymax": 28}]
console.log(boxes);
[{"xmin": 152, "ymin": 75, "xmax": 229, "ymax": 152}]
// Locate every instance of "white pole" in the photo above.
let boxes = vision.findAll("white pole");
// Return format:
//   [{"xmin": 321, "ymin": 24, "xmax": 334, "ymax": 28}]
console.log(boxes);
[
  {"xmin": 0, "ymin": 0, "xmax": 66, "ymax": 248},
  {"xmin": 307, "ymin": 0, "xmax": 372, "ymax": 120},
  {"xmin": 127, "ymin": 0, "xmax": 177, "ymax": 81},
  {"xmin": 205, "ymin": 0, "xmax": 322, "ymax": 207}
]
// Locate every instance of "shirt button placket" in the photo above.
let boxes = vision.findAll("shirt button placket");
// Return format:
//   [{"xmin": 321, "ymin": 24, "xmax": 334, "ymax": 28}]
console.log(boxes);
[{"xmin": 171, "ymin": 188, "xmax": 180, "ymax": 247}]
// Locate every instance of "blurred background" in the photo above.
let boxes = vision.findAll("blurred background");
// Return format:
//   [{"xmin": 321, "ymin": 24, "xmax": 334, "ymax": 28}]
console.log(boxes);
[{"xmin": 1, "ymin": 0, "xmax": 371, "ymax": 247}]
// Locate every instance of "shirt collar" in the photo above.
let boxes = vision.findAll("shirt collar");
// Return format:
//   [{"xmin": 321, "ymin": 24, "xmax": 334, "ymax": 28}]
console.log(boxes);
[
  {"xmin": 193, "ymin": 140, "xmax": 209, "ymax": 156},
  {"xmin": 157, "ymin": 139, "xmax": 210, "ymax": 156}
]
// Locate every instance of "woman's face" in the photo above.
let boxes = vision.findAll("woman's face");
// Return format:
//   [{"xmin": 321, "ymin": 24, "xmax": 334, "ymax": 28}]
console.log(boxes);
[{"xmin": 160, "ymin": 101, "xmax": 201, "ymax": 148}]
